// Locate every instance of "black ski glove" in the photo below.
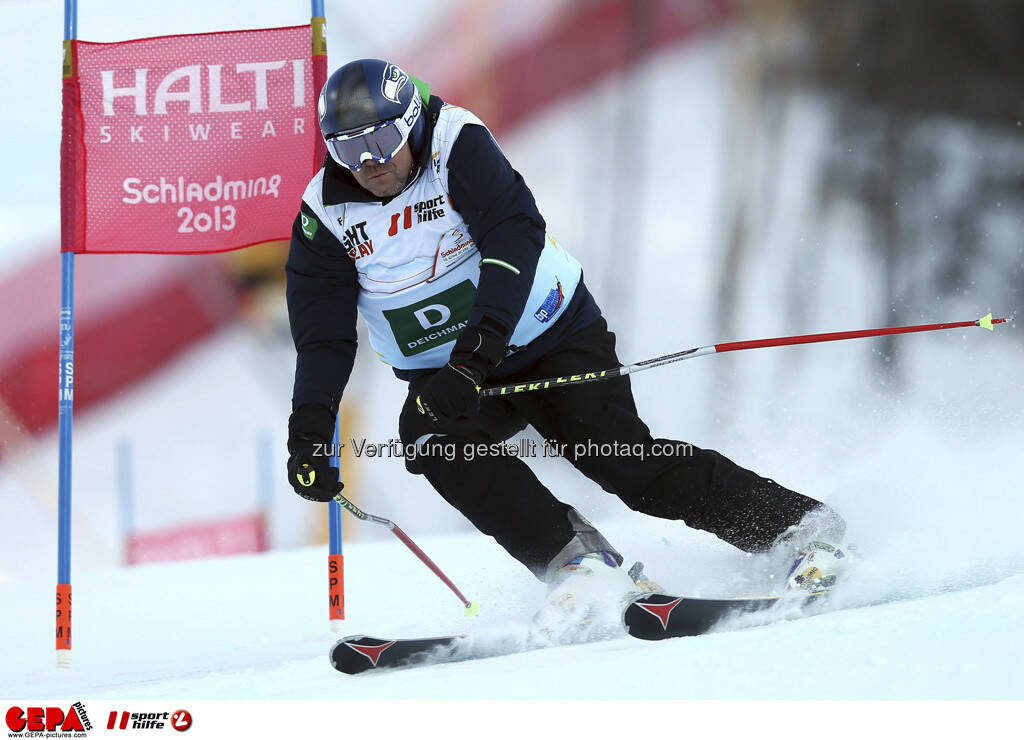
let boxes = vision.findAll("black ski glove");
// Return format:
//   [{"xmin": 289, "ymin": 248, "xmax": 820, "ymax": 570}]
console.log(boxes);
[
  {"xmin": 287, "ymin": 403, "xmax": 342, "ymax": 503},
  {"xmin": 416, "ymin": 320, "xmax": 508, "ymax": 426}
]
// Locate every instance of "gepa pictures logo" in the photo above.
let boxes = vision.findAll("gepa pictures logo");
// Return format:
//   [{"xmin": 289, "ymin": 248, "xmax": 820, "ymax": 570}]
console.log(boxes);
[{"xmin": 5, "ymin": 703, "xmax": 92, "ymax": 736}]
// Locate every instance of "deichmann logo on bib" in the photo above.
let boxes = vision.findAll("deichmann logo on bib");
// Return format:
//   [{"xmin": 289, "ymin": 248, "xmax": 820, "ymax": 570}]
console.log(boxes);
[{"xmin": 383, "ymin": 280, "xmax": 476, "ymax": 356}]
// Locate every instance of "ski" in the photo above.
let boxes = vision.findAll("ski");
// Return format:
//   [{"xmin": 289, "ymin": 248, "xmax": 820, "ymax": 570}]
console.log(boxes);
[
  {"xmin": 623, "ymin": 591, "xmax": 826, "ymax": 640},
  {"xmin": 330, "ymin": 634, "xmax": 466, "ymax": 674},
  {"xmin": 331, "ymin": 591, "xmax": 827, "ymax": 674}
]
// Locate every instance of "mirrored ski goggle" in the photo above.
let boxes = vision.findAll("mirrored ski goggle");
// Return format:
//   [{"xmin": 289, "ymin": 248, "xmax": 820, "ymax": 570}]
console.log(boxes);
[{"xmin": 325, "ymin": 94, "xmax": 421, "ymax": 171}]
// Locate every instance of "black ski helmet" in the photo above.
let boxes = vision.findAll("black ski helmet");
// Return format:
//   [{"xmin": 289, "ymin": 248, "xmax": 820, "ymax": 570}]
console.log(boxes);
[{"xmin": 318, "ymin": 58, "xmax": 427, "ymax": 169}]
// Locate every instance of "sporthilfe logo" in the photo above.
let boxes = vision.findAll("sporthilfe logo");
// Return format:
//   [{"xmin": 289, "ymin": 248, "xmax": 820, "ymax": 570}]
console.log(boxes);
[{"xmin": 106, "ymin": 709, "xmax": 192, "ymax": 732}]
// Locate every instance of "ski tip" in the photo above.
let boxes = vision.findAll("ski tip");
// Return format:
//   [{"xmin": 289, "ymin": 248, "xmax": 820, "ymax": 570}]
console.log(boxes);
[
  {"xmin": 335, "ymin": 634, "xmax": 366, "ymax": 644},
  {"xmin": 464, "ymin": 600, "xmax": 481, "ymax": 617}
]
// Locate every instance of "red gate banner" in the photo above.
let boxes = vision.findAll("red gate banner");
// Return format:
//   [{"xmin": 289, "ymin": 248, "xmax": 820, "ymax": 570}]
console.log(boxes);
[
  {"xmin": 125, "ymin": 512, "xmax": 268, "ymax": 565},
  {"xmin": 61, "ymin": 25, "xmax": 317, "ymax": 254}
]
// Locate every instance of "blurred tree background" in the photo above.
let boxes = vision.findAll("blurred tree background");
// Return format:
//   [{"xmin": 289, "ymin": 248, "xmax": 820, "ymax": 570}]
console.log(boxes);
[{"xmin": 720, "ymin": 0, "xmax": 1024, "ymax": 386}]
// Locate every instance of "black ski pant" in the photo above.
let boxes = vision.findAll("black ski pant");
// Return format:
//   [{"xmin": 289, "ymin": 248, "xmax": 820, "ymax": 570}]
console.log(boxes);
[{"xmin": 398, "ymin": 316, "xmax": 843, "ymax": 580}]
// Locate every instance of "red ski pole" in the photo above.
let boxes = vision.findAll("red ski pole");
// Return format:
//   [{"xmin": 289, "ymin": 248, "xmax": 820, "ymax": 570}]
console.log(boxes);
[
  {"xmin": 332, "ymin": 492, "xmax": 480, "ymax": 616},
  {"xmin": 480, "ymin": 313, "xmax": 1008, "ymax": 397}
]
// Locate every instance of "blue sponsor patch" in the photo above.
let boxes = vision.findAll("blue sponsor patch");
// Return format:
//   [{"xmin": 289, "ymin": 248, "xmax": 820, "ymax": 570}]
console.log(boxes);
[{"xmin": 533, "ymin": 281, "xmax": 563, "ymax": 323}]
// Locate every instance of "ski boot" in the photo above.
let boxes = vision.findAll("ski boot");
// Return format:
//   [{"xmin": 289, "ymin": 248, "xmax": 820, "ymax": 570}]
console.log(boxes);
[
  {"xmin": 786, "ymin": 541, "xmax": 849, "ymax": 593},
  {"xmin": 533, "ymin": 552, "xmax": 661, "ymax": 642}
]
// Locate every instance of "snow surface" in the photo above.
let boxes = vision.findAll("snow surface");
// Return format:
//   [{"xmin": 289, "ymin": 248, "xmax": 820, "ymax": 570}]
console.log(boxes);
[{"xmin": 2, "ymin": 521, "xmax": 1023, "ymax": 701}]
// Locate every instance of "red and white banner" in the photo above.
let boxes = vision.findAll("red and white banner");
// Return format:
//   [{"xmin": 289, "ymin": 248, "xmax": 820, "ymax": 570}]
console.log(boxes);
[
  {"xmin": 125, "ymin": 513, "xmax": 268, "ymax": 565},
  {"xmin": 61, "ymin": 26, "xmax": 317, "ymax": 254}
]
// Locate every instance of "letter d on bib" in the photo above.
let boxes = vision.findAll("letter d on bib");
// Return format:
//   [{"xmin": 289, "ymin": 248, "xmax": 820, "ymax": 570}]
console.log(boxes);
[{"xmin": 414, "ymin": 304, "xmax": 451, "ymax": 329}]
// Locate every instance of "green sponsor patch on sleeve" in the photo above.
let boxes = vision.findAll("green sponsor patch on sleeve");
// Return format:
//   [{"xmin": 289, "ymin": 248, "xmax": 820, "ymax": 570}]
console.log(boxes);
[{"xmin": 300, "ymin": 212, "xmax": 319, "ymax": 240}]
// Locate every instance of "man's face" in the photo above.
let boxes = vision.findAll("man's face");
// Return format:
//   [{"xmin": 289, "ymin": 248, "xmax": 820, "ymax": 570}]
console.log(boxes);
[{"xmin": 350, "ymin": 142, "xmax": 414, "ymax": 198}]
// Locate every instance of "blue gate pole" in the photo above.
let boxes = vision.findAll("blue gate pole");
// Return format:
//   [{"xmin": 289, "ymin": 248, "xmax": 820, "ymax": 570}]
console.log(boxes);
[
  {"xmin": 309, "ymin": 0, "xmax": 342, "ymax": 629},
  {"xmin": 328, "ymin": 422, "xmax": 344, "ymax": 628},
  {"xmin": 56, "ymin": 0, "xmax": 78, "ymax": 669}
]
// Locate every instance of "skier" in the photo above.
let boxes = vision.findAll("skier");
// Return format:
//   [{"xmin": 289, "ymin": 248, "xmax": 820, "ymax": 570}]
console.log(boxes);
[{"xmin": 285, "ymin": 59, "xmax": 847, "ymax": 622}]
